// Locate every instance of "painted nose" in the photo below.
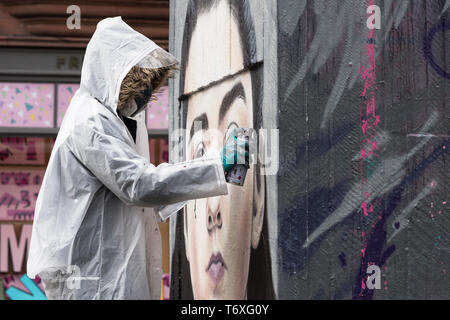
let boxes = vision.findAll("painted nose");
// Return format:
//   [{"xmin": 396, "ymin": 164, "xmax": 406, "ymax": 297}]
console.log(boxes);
[{"xmin": 206, "ymin": 197, "xmax": 222, "ymax": 233}]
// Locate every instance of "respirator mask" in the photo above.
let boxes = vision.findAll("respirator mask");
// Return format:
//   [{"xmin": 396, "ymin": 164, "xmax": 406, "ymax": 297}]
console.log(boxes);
[{"xmin": 119, "ymin": 83, "xmax": 153, "ymax": 118}]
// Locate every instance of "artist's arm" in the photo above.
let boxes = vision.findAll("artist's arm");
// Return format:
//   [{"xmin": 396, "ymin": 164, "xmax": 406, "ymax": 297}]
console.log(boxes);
[{"xmin": 67, "ymin": 123, "xmax": 228, "ymax": 207}]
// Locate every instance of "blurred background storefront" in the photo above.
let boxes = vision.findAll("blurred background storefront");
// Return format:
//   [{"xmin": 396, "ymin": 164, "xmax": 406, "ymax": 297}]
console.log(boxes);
[{"xmin": 0, "ymin": 0, "xmax": 170, "ymax": 299}]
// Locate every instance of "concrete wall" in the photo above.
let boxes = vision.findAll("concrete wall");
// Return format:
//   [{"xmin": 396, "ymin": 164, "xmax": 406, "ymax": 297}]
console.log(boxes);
[{"xmin": 170, "ymin": 0, "xmax": 450, "ymax": 299}]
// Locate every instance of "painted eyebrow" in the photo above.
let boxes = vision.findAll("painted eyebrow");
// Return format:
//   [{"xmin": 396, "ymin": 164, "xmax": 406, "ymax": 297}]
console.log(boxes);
[
  {"xmin": 218, "ymin": 82, "xmax": 246, "ymax": 126},
  {"xmin": 189, "ymin": 112, "xmax": 209, "ymax": 142}
]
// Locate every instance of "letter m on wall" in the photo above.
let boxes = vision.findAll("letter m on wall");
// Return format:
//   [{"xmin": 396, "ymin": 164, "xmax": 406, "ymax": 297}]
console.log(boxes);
[{"xmin": 0, "ymin": 224, "xmax": 32, "ymax": 273}]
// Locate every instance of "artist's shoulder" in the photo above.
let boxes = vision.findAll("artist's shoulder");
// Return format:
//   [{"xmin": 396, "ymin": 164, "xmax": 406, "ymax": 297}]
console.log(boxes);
[{"xmin": 65, "ymin": 93, "xmax": 120, "ymax": 129}]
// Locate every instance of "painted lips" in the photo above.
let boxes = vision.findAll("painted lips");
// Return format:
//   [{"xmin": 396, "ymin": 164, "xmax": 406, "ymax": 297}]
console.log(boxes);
[{"xmin": 206, "ymin": 252, "xmax": 227, "ymax": 284}]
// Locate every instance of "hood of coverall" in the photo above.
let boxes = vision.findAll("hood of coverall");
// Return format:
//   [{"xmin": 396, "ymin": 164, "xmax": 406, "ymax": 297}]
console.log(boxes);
[{"xmin": 80, "ymin": 16, "xmax": 178, "ymax": 117}]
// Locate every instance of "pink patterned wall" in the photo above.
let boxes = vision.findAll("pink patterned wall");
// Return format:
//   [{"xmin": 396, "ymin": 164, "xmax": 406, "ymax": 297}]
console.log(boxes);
[
  {"xmin": 57, "ymin": 84, "xmax": 80, "ymax": 127},
  {"xmin": 0, "ymin": 82, "xmax": 168, "ymax": 131},
  {"xmin": 0, "ymin": 137, "xmax": 46, "ymax": 165},
  {"xmin": 146, "ymin": 85, "xmax": 169, "ymax": 129},
  {"xmin": 0, "ymin": 83, "xmax": 54, "ymax": 128}
]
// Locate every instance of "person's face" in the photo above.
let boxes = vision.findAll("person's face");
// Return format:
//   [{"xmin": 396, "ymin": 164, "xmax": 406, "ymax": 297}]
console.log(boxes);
[{"xmin": 183, "ymin": 1, "xmax": 264, "ymax": 300}]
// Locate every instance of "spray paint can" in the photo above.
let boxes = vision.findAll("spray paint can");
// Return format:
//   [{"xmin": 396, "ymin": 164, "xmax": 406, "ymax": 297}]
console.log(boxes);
[{"xmin": 225, "ymin": 128, "xmax": 254, "ymax": 186}]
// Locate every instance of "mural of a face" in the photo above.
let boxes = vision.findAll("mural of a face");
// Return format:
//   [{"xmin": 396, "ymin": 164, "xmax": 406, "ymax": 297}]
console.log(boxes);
[{"xmin": 182, "ymin": 0, "xmax": 265, "ymax": 299}]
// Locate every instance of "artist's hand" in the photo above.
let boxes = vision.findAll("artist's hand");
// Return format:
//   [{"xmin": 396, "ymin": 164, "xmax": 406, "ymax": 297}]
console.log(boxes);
[{"xmin": 221, "ymin": 129, "xmax": 249, "ymax": 174}]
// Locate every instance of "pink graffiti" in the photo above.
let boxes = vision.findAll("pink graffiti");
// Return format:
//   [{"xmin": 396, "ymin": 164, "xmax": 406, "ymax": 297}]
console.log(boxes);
[
  {"xmin": 7, "ymin": 210, "xmax": 34, "ymax": 220},
  {"xmin": 162, "ymin": 274, "xmax": 170, "ymax": 300},
  {"xmin": 361, "ymin": 68, "xmax": 376, "ymax": 98},
  {"xmin": 361, "ymin": 201, "xmax": 374, "ymax": 217},
  {"xmin": 359, "ymin": 0, "xmax": 379, "ymax": 283}
]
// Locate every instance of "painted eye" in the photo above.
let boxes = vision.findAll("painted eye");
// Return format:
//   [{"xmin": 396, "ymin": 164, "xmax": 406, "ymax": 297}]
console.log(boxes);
[{"xmin": 194, "ymin": 142, "xmax": 205, "ymax": 159}]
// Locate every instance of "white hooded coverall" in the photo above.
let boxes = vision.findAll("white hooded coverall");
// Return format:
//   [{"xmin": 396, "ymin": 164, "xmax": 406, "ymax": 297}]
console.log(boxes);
[{"xmin": 27, "ymin": 17, "xmax": 228, "ymax": 299}]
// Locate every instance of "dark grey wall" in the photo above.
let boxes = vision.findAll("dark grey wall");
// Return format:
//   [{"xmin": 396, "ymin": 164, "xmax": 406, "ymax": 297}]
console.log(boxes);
[
  {"xmin": 169, "ymin": 0, "xmax": 450, "ymax": 299},
  {"xmin": 278, "ymin": 0, "xmax": 450, "ymax": 299}
]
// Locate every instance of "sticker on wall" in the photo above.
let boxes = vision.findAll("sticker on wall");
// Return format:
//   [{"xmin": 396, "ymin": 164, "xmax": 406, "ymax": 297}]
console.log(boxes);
[
  {"xmin": 57, "ymin": 84, "xmax": 80, "ymax": 127},
  {"xmin": 0, "ymin": 137, "xmax": 46, "ymax": 165},
  {"xmin": 146, "ymin": 85, "xmax": 169, "ymax": 129},
  {"xmin": 0, "ymin": 83, "xmax": 54, "ymax": 128},
  {"xmin": 0, "ymin": 169, "xmax": 45, "ymax": 221}
]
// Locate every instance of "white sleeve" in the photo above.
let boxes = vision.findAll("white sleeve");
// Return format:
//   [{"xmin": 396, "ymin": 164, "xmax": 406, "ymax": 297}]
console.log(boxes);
[{"xmin": 68, "ymin": 123, "xmax": 228, "ymax": 207}]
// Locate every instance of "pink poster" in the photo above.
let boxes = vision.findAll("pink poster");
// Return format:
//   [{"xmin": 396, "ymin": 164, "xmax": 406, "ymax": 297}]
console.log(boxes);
[
  {"xmin": 57, "ymin": 83, "xmax": 80, "ymax": 127},
  {"xmin": 0, "ymin": 137, "xmax": 46, "ymax": 165},
  {"xmin": 146, "ymin": 85, "xmax": 169, "ymax": 129},
  {"xmin": 0, "ymin": 168, "xmax": 44, "ymax": 221},
  {"xmin": 0, "ymin": 83, "xmax": 54, "ymax": 128}
]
